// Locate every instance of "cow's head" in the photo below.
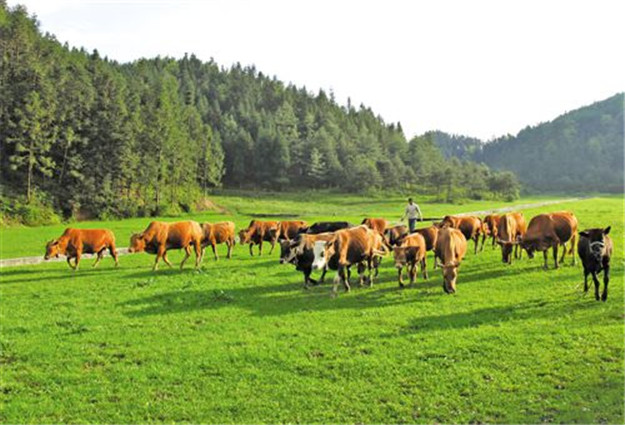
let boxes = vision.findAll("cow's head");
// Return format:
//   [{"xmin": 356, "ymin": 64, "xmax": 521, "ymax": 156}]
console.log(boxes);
[
  {"xmin": 312, "ymin": 240, "xmax": 334, "ymax": 270},
  {"xmin": 580, "ymin": 226, "xmax": 611, "ymax": 260},
  {"xmin": 128, "ymin": 233, "xmax": 146, "ymax": 253},
  {"xmin": 393, "ymin": 246, "xmax": 410, "ymax": 269},
  {"xmin": 44, "ymin": 239, "xmax": 63, "ymax": 260},
  {"xmin": 442, "ymin": 262, "xmax": 459, "ymax": 294},
  {"xmin": 238, "ymin": 228, "xmax": 251, "ymax": 245},
  {"xmin": 279, "ymin": 239, "xmax": 300, "ymax": 265},
  {"xmin": 497, "ymin": 238, "xmax": 516, "ymax": 263}
]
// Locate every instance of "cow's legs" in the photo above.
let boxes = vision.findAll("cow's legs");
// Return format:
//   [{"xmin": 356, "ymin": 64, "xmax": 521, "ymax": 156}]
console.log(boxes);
[
  {"xmin": 480, "ymin": 234, "xmax": 486, "ymax": 252},
  {"xmin": 211, "ymin": 243, "xmax": 218, "ymax": 261},
  {"xmin": 258, "ymin": 240, "xmax": 263, "ymax": 256},
  {"xmin": 249, "ymin": 243, "xmax": 254, "ymax": 257},
  {"xmin": 74, "ymin": 252, "xmax": 82, "ymax": 270},
  {"xmin": 559, "ymin": 242, "xmax": 567, "ymax": 264},
  {"xmin": 319, "ymin": 266, "xmax": 328, "ymax": 284},
  {"xmin": 109, "ymin": 243, "xmax": 119, "ymax": 267},
  {"xmin": 569, "ymin": 234, "xmax": 577, "ymax": 266},
  {"xmin": 409, "ymin": 262, "xmax": 417, "ymax": 284},
  {"xmin": 227, "ymin": 241, "xmax": 233, "ymax": 259},
  {"xmin": 66, "ymin": 257, "xmax": 75, "ymax": 269},
  {"xmin": 591, "ymin": 271, "xmax": 601, "ymax": 301},
  {"xmin": 553, "ymin": 244, "xmax": 559, "ymax": 269},
  {"xmin": 357, "ymin": 263, "xmax": 366, "ymax": 287},
  {"xmin": 92, "ymin": 249, "xmax": 105, "ymax": 268},
  {"xmin": 473, "ymin": 236, "xmax": 479, "ymax": 255},
  {"xmin": 583, "ymin": 267, "xmax": 590, "ymax": 293},
  {"xmin": 397, "ymin": 267, "xmax": 405, "ymax": 287},
  {"xmin": 602, "ymin": 262, "xmax": 610, "ymax": 301},
  {"xmin": 543, "ymin": 250, "xmax": 549, "ymax": 270},
  {"xmin": 269, "ymin": 239, "xmax": 276, "ymax": 254},
  {"xmin": 194, "ymin": 240, "xmax": 202, "ymax": 268},
  {"xmin": 180, "ymin": 245, "xmax": 192, "ymax": 270},
  {"xmin": 421, "ymin": 257, "xmax": 428, "ymax": 280}
]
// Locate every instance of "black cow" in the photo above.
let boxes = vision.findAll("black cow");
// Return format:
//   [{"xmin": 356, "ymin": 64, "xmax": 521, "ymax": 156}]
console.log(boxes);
[
  {"xmin": 306, "ymin": 221, "xmax": 353, "ymax": 234},
  {"xmin": 578, "ymin": 226, "xmax": 613, "ymax": 301}
]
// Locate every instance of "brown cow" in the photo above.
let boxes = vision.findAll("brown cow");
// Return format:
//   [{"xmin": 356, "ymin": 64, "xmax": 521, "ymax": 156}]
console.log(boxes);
[
  {"xmin": 441, "ymin": 215, "xmax": 482, "ymax": 255},
  {"xmin": 238, "ymin": 220, "xmax": 280, "ymax": 256},
  {"xmin": 44, "ymin": 228, "xmax": 119, "ymax": 270},
  {"xmin": 414, "ymin": 225, "xmax": 440, "ymax": 268},
  {"xmin": 277, "ymin": 220, "xmax": 308, "ymax": 241},
  {"xmin": 521, "ymin": 211, "xmax": 578, "ymax": 269},
  {"xmin": 315, "ymin": 225, "xmax": 387, "ymax": 293},
  {"xmin": 128, "ymin": 221, "xmax": 203, "ymax": 270},
  {"xmin": 435, "ymin": 227, "xmax": 467, "ymax": 294},
  {"xmin": 482, "ymin": 214, "xmax": 501, "ymax": 250},
  {"xmin": 393, "ymin": 233, "xmax": 428, "ymax": 287},
  {"xmin": 384, "ymin": 224, "xmax": 408, "ymax": 247},
  {"xmin": 362, "ymin": 217, "xmax": 388, "ymax": 235},
  {"xmin": 201, "ymin": 221, "xmax": 236, "ymax": 260},
  {"xmin": 496, "ymin": 212, "xmax": 527, "ymax": 264}
]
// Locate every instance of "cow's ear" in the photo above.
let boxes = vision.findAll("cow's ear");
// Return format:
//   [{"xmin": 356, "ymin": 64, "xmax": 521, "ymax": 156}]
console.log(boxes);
[
  {"xmin": 579, "ymin": 231, "xmax": 589, "ymax": 238},
  {"xmin": 603, "ymin": 226, "xmax": 611, "ymax": 235}
]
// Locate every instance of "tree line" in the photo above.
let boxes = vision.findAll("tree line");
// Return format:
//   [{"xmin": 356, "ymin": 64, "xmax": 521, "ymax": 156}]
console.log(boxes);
[{"xmin": 0, "ymin": 3, "xmax": 520, "ymax": 224}]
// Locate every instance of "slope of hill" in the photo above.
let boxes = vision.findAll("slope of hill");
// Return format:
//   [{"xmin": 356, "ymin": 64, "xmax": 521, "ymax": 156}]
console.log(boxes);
[
  {"xmin": 477, "ymin": 94, "xmax": 624, "ymax": 192},
  {"xmin": 427, "ymin": 94, "xmax": 624, "ymax": 193}
]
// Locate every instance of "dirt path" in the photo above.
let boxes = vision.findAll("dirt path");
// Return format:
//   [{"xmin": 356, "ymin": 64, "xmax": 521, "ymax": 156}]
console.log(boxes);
[{"xmin": 0, "ymin": 197, "xmax": 586, "ymax": 268}]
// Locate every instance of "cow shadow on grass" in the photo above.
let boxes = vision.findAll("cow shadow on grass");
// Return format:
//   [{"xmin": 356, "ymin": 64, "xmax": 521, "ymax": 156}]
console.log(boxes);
[
  {"xmin": 117, "ymin": 269, "xmax": 435, "ymax": 318},
  {"xmin": 389, "ymin": 297, "xmax": 601, "ymax": 336}
]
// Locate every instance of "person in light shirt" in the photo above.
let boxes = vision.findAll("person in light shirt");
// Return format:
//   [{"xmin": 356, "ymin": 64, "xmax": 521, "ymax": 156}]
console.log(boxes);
[{"xmin": 402, "ymin": 197, "xmax": 423, "ymax": 232}]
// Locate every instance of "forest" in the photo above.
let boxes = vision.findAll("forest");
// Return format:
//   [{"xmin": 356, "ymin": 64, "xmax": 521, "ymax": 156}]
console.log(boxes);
[
  {"xmin": 0, "ymin": 3, "xmax": 520, "ymax": 224},
  {"xmin": 429, "ymin": 94, "xmax": 624, "ymax": 193}
]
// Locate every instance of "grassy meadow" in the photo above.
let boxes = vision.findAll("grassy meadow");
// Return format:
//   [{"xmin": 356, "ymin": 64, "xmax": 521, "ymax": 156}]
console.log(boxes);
[{"xmin": 0, "ymin": 194, "xmax": 623, "ymax": 423}]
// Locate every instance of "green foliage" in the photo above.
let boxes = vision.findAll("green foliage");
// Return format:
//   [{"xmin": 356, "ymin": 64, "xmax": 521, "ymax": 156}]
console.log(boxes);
[
  {"xmin": 1, "ymin": 196, "xmax": 623, "ymax": 423},
  {"xmin": 0, "ymin": 192, "xmax": 61, "ymax": 226}
]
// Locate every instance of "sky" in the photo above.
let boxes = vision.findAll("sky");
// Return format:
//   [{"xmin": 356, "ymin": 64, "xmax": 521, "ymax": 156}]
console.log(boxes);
[{"xmin": 8, "ymin": 0, "xmax": 625, "ymax": 141}]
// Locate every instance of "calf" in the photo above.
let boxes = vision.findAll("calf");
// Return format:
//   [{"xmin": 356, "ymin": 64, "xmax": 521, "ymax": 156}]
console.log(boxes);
[
  {"xmin": 393, "ymin": 233, "xmax": 427, "ymax": 287},
  {"xmin": 306, "ymin": 221, "xmax": 353, "ymax": 234},
  {"xmin": 435, "ymin": 227, "xmax": 467, "ymax": 294},
  {"xmin": 128, "ymin": 221, "xmax": 203, "ymax": 270},
  {"xmin": 201, "ymin": 221, "xmax": 236, "ymax": 260},
  {"xmin": 442, "ymin": 215, "xmax": 482, "ymax": 254},
  {"xmin": 44, "ymin": 228, "xmax": 119, "ymax": 270},
  {"xmin": 496, "ymin": 212, "xmax": 527, "ymax": 264},
  {"xmin": 277, "ymin": 220, "xmax": 308, "ymax": 241},
  {"xmin": 482, "ymin": 214, "xmax": 501, "ymax": 250},
  {"xmin": 521, "ymin": 211, "xmax": 578, "ymax": 269},
  {"xmin": 238, "ymin": 220, "xmax": 280, "ymax": 256},
  {"xmin": 279, "ymin": 232, "xmax": 333, "ymax": 287},
  {"xmin": 578, "ymin": 227, "xmax": 612, "ymax": 301}
]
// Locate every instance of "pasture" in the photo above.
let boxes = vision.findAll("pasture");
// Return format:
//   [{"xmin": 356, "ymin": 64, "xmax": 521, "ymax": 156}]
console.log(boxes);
[{"xmin": 1, "ymin": 194, "xmax": 623, "ymax": 423}]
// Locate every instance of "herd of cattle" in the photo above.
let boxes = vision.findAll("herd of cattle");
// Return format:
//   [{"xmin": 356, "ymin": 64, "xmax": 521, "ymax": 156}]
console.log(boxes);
[{"xmin": 43, "ymin": 211, "xmax": 614, "ymax": 301}]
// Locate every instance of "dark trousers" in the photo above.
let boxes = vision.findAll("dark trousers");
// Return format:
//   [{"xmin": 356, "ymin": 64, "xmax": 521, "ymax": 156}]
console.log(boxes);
[{"xmin": 408, "ymin": 218, "xmax": 418, "ymax": 233}]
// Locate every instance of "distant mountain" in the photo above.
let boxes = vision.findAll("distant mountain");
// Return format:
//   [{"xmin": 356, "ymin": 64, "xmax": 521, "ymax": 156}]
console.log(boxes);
[{"xmin": 429, "ymin": 94, "xmax": 624, "ymax": 193}]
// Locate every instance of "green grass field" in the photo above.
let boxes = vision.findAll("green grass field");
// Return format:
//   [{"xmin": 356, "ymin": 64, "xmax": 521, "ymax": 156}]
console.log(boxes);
[{"xmin": 1, "ymin": 194, "xmax": 623, "ymax": 423}]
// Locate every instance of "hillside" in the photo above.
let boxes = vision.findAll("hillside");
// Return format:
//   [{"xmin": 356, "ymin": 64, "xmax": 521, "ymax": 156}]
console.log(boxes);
[
  {"xmin": 0, "ymin": 4, "xmax": 519, "ymax": 223},
  {"xmin": 428, "ymin": 94, "xmax": 624, "ymax": 193}
]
